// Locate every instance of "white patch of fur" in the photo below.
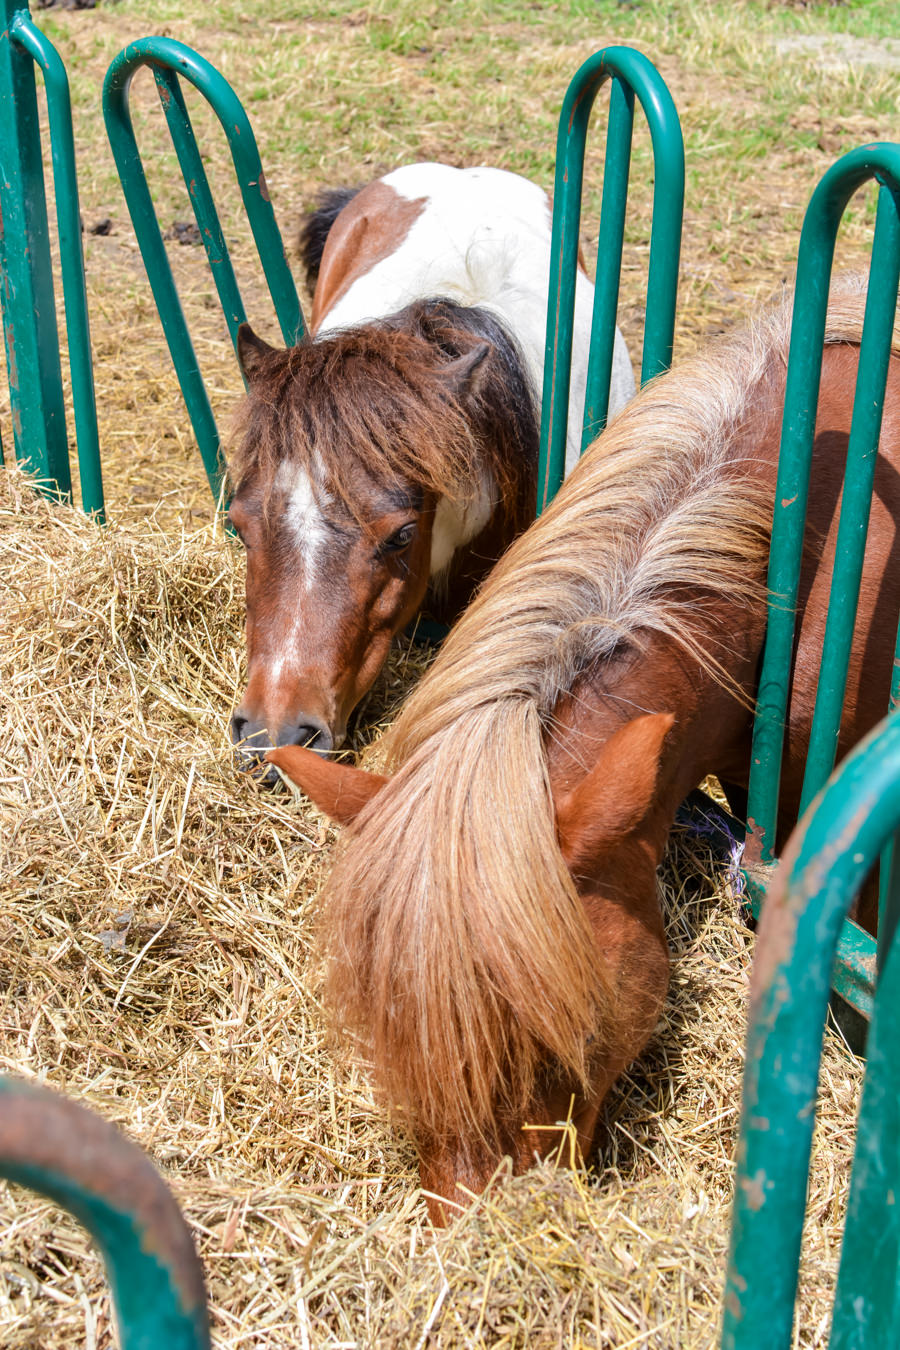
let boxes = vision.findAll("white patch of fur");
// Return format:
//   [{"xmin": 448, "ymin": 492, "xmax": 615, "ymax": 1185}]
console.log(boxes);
[
  {"xmin": 315, "ymin": 163, "xmax": 636, "ymax": 474},
  {"xmin": 430, "ymin": 474, "xmax": 495, "ymax": 577},
  {"xmin": 275, "ymin": 460, "xmax": 330, "ymax": 596},
  {"xmin": 261, "ymin": 463, "xmax": 331, "ymax": 688}
]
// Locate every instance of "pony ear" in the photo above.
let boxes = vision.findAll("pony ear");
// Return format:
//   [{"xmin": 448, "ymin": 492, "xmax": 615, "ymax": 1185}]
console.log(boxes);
[
  {"xmin": 555, "ymin": 712, "xmax": 675, "ymax": 874},
  {"xmin": 440, "ymin": 340, "xmax": 491, "ymax": 401},
  {"xmin": 236, "ymin": 324, "xmax": 279, "ymax": 383},
  {"xmin": 264, "ymin": 745, "xmax": 387, "ymax": 826}
]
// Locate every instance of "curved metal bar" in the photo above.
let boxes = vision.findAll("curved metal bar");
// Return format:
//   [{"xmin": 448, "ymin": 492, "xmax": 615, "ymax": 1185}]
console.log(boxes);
[
  {"xmin": 0, "ymin": 0, "xmax": 69, "ymax": 496},
  {"xmin": 102, "ymin": 37, "xmax": 305, "ymax": 503},
  {"xmin": 723, "ymin": 711, "xmax": 900, "ymax": 1349},
  {"xmin": 151, "ymin": 64, "xmax": 248, "ymax": 343},
  {"xmin": 537, "ymin": 45, "xmax": 684, "ymax": 512},
  {"xmin": 0, "ymin": 1076, "xmax": 210, "ymax": 1350},
  {"xmin": 797, "ymin": 183, "xmax": 900, "ymax": 816},
  {"xmin": 746, "ymin": 143, "xmax": 900, "ymax": 866},
  {"xmin": 12, "ymin": 11, "xmax": 104, "ymax": 519}
]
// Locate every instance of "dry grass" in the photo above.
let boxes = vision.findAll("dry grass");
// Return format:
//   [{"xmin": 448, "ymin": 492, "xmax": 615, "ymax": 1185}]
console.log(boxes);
[
  {"xmin": 0, "ymin": 0, "xmax": 887, "ymax": 1342},
  {"xmin": 0, "ymin": 467, "xmax": 862, "ymax": 1346}
]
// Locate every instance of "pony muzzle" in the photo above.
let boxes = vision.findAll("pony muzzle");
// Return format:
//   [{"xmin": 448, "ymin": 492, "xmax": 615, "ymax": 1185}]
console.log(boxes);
[{"xmin": 230, "ymin": 710, "xmax": 336, "ymax": 781}]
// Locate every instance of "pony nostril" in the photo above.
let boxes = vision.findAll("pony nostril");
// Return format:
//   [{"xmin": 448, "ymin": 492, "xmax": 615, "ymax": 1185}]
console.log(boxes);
[
  {"xmin": 231, "ymin": 714, "xmax": 334, "ymax": 775},
  {"xmin": 292, "ymin": 723, "xmax": 333, "ymax": 755},
  {"xmin": 230, "ymin": 714, "xmax": 273, "ymax": 761}
]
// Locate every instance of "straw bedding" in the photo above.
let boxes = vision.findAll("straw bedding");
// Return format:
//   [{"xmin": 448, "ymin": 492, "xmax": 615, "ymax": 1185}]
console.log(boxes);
[{"xmin": 0, "ymin": 464, "xmax": 861, "ymax": 1347}]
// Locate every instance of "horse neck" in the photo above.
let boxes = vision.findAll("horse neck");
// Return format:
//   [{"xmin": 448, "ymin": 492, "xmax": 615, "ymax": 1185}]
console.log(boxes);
[
  {"xmin": 430, "ymin": 504, "xmax": 530, "ymax": 623},
  {"xmin": 430, "ymin": 429, "xmax": 537, "ymax": 622},
  {"xmin": 546, "ymin": 611, "xmax": 763, "ymax": 828}
]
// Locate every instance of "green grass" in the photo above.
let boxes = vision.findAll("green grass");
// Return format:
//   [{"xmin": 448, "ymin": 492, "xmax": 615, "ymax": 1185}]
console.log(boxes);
[{"xmin": 6, "ymin": 0, "xmax": 900, "ymax": 522}]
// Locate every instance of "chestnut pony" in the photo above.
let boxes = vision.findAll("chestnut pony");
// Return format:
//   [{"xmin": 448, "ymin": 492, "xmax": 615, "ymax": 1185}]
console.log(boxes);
[
  {"xmin": 268, "ymin": 275, "xmax": 900, "ymax": 1221},
  {"xmin": 229, "ymin": 163, "xmax": 635, "ymax": 771}
]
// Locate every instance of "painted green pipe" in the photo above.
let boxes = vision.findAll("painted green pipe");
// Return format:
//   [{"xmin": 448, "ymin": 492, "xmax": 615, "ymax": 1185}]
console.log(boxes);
[
  {"xmin": 102, "ymin": 37, "xmax": 305, "ymax": 505},
  {"xmin": 0, "ymin": 1076, "xmax": 210, "ymax": 1350},
  {"xmin": 0, "ymin": 0, "xmax": 70, "ymax": 497},
  {"xmin": 537, "ymin": 45, "xmax": 684, "ymax": 513},
  {"xmin": 798, "ymin": 187, "xmax": 900, "ymax": 815},
  {"xmin": 746, "ymin": 145, "xmax": 900, "ymax": 865},
  {"xmin": 152, "ymin": 65, "xmax": 249, "ymax": 349},
  {"xmin": 12, "ymin": 9, "xmax": 105, "ymax": 519},
  {"xmin": 582, "ymin": 74, "xmax": 634, "ymax": 451},
  {"xmin": 723, "ymin": 710, "xmax": 900, "ymax": 1349}
]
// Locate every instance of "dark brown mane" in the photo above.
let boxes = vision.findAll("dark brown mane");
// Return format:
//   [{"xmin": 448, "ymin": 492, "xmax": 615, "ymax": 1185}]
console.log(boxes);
[{"xmin": 229, "ymin": 300, "xmax": 538, "ymax": 531}]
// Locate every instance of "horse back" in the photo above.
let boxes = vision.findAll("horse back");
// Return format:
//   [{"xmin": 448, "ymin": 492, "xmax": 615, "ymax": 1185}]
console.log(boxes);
[
  {"xmin": 309, "ymin": 178, "xmax": 429, "ymax": 332},
  {"xmin": 309, "ymin": 163, "xmax": 555, "ymax": 336}
]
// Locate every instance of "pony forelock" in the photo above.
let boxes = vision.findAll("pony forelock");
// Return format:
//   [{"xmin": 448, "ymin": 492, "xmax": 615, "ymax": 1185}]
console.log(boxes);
[{"xmin": 228, "ymin": 299, "xmax": 538, "ymax": 530}]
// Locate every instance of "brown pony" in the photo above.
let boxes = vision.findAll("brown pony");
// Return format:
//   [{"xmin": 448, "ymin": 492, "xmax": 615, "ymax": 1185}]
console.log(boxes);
[
  {"xmin": 267, "ymin": 275, "xmax": 900, "ymax": 1220},
  {"xmin": 228, "ymin": 163, "xmax": 634, "ymax": 773}
]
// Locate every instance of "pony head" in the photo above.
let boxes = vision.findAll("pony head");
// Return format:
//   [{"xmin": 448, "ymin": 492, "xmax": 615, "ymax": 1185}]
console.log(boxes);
[
  {"xmin": 266, "ymin": 704, "xmax": 676, "ymax": 1221},
  {"xmin": 228, "ymin": 314, "xmax": 494, "ymax": 778}
]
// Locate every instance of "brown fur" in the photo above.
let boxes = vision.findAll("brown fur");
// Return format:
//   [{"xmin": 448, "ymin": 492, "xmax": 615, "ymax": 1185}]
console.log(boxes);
[
  {"xmin": 272, "ymin": 275, "xmax": 900, "ymax": 1217},
  {"xmin": 309, "ymin": 181, "xmax": 427, "ymax": 332},
  {"xmin": 228, "ymin": 300, "xmax": 540, "ymax": 757},
  {"xmin": 230, "ymin": 303, "xmax": 532, "ymax": 530},
  {"xmin": 317, "ymin": 296, "xmax": 781, "ymax": 1160}
]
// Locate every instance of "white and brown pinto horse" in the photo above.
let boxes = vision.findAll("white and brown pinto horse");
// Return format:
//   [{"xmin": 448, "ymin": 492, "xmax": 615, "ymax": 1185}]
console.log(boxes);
[
  {"xmin": 229, "ymin": 163, "xmax": 634, "ymax": 770},
  {"xmin": 267, "ymin": 276, "xmax": 900, "ymax": 1220}
]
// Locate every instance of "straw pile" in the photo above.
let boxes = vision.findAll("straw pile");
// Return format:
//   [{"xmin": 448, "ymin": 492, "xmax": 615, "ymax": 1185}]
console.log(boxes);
[{"xmin": 0, "ymin": 462, "xmax": 861, "ymax": 1347}]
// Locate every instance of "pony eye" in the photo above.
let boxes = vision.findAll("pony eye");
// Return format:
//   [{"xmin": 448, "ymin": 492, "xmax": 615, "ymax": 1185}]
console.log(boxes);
[{"xmin": 382, "ymin": 523, "xmax": 415, "ymax": 553}]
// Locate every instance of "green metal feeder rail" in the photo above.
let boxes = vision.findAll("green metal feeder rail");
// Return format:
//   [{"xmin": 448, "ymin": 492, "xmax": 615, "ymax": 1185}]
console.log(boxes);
[
  {"xmin": 2, "ymin": 15, "xmax": 682, "ymax": 524},
  {"xmin": 0, "ymin": 1075, "xmax": 210, "ymax": 1350},
  {"xmin": 743, "ymin": 144, "xmax": 900, "ymax": 1026},
  {"xmin": 102, "ymin": 36, "xmax": 306, "ymax": 508},
  {"xmin": 537, "ymin": 44, "xmax": 684, "ymax": 514},
  {"xmin": 723, "ymin": 710, "xmax": 900, "ymax": 1349},
  {"xmin": 0, "ymin": 0, "xmax": 103, "ymax": 517}
]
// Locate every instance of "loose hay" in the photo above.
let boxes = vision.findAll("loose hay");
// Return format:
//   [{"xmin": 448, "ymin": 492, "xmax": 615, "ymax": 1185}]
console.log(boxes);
[{"xmin": 0, "ymin": 464, "xmax": 862, "ymax": 1347}]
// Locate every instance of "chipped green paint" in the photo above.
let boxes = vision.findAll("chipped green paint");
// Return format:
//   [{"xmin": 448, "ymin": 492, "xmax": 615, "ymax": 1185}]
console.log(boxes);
[
  {"xmin": 832, "ymin": 836, "xmax": 900, "ymax": 1348},
  {"xmin": 746, "ymin": 146, "xmax": 900, "ymax": 859},
  {"xmin": 0, "ymin": 1076, "xmax": 210, "ymax": 1350},
  {"xmin": 723, "ymin": 711, "xmax": 900, "ymax": 1349},
  {"xmin": 102, "ymin": 36, "xmax": 305, "ymax": 506},
  {"xmin": 743, "ymin": 862, "xmax": 877, "ymax": 1021},
  {"xmin": 536, "ymin": 46, "xmax": 684, "ymax": 513}
]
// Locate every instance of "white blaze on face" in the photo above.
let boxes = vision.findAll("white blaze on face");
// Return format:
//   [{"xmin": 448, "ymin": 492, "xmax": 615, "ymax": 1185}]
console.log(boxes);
[
  {"xmin": 263, "ymin": 462, "xmax": 332, "ymax": 686},
  {"xmin": 276, "ymin": 460, "xmax": 331, "ymax": 594}
]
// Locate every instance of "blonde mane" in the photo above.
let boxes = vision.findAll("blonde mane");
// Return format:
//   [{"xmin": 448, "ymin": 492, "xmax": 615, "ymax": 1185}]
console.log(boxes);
[{"xmin": 321, "ymin": 275, "xmax": 879, "ymax": 1154}]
